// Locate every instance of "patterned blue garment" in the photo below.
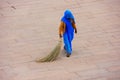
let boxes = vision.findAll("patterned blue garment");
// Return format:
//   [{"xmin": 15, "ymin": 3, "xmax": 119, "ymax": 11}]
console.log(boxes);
[{"xmin": 61, "ymin": 9, "xmax": 75, "ymax": 54}]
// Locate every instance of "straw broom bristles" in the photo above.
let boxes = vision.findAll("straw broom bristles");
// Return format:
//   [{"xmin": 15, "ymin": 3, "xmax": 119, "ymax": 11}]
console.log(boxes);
[{"xmin": 36, "ymin": 39, "xmax": 62, "ymax": 62}]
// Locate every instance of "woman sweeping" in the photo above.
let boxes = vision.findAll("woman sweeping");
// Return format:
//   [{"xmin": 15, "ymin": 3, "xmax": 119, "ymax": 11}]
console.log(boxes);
[{"xmin": 59, "ymin": 9, "xmax": 77, "ymax": 57}]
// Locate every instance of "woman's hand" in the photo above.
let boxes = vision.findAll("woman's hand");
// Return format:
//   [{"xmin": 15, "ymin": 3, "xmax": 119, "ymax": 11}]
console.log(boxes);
[
  {"xmin": 75, "ymin": 29, "xmax": 77, "ymax": 34},
  {"xmin": 59, "ymin": 34, "xmax": 62, "ymax": 38}
]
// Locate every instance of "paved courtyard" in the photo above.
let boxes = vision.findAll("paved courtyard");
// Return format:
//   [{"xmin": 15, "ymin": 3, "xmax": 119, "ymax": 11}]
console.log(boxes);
[{"xmin": 0, "ymin": 0, "xmax": 120, "ymax": 80}]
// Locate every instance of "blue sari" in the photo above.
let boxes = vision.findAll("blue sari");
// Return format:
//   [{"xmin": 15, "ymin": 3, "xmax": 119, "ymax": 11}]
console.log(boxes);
[{"xmin": 61, "ymin": 10, "xmax": 75, "ymax": 54}]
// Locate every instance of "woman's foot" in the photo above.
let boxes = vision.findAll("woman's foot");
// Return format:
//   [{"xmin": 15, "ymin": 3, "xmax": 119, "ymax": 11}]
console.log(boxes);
[{"xmin": 66, "ymin": 54, "xmax": 71, "ymax": 57}]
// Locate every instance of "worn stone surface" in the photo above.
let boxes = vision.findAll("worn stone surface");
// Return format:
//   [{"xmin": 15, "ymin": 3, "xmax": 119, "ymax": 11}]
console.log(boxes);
[{"xmin": 0, "ymin": 0, "xmax": 120, "ymax": 80}]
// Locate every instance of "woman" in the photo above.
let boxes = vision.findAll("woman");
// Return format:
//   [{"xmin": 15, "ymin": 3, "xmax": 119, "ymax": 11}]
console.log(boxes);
[{"xmin": 59, "ymin": 9, "xmax": 77, "ymax": 57}]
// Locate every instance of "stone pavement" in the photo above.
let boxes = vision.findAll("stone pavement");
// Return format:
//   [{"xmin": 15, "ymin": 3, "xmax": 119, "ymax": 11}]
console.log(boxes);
[{"xmin": 0, "ymin": 0, "xmax": 120, "ymax": 80}]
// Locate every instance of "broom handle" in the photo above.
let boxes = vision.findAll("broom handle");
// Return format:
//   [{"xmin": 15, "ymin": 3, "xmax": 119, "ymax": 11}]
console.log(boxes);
[
  {"xmin": 59, "ymin": 38, "xmax": 62, "ymax": 42},
  {"xmin": 59, "ymin": 38, "xmax": 62, "ymax": 46}
]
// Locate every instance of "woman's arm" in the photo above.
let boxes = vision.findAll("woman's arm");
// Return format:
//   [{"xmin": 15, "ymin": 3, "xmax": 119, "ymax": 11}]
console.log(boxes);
[
  {"xmin": 72, "ymin": 23, "xmax": 77, "ymax": 33},
  {"xmin": 59, "ymin": 21, "xmax": 66, "ymax": 38}
]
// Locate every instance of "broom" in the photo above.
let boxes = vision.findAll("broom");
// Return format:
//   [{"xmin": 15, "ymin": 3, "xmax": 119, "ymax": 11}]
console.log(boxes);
[{"xmin": 36, "ymin": 38, "xmax": 62, "ymax": 62}]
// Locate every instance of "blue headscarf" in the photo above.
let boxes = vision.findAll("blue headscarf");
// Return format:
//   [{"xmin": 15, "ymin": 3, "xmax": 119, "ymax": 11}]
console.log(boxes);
[{"xmin": 62, "ymin": 9, "xmax": 75, "ymax": 23}]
